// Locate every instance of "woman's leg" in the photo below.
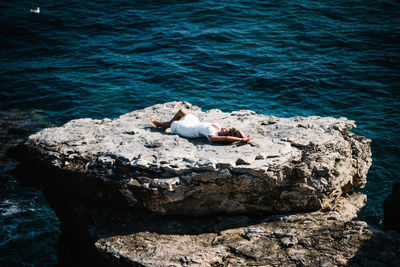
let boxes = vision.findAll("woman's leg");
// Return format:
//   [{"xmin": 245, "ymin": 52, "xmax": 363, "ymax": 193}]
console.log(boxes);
[{"xmin": 151, "ymin": 108, "xmax": 188, "ymax": 129}]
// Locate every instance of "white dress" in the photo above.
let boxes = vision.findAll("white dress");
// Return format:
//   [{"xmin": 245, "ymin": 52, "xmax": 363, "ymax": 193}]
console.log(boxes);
[{"xmin": 171, "ymin": 113, "xmax": 220, "ymax": 141}]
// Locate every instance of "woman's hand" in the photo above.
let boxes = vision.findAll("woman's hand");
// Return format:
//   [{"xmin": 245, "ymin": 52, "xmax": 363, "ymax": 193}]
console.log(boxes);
[{"xmin": 241, "ymin": 136, "xmax": 251, "ymax": 143}]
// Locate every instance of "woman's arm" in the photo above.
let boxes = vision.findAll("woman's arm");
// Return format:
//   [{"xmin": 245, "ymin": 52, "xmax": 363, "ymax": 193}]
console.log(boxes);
[
  {"xmin": 237, "ymin": 130, "xmax": 245, "ymax": 138},
  {"xmin": 208, "ymin": 135, "xmax": 251, "ymax": 144}
]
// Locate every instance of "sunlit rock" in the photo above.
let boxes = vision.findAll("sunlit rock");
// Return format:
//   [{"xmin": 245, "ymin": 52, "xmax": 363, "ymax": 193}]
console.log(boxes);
[{"xmin": 10, "ymin": 101, "xmax": 372, "ymax": 215}]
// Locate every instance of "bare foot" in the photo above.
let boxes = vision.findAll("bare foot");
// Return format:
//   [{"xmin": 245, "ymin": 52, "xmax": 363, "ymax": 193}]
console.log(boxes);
[{"xmin": 151, "ymin": 118, "xmax": 168, "ymax": 128}]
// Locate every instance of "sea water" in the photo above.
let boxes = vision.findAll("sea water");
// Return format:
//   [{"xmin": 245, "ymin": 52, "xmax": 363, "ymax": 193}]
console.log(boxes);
[{"xmin": 0, "ymin": 0, "xmax": 399, "ymax": 265}]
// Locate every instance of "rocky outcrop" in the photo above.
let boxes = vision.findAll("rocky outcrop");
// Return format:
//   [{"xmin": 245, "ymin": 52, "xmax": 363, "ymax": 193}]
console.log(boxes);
[
  {"xmin": 93, "ymin": 193, "xmax": 400, "ymax": 266},
  {"xmin": 9, "ymin": 102, "xmax": 400, "ymax": 266},
  {"xmin": 12, "ymin": 161, "xmax": 400, "ymax": 266},
  {"xmin": 10, "ymin": 101, "xmax": 372, "ymax": 216}
]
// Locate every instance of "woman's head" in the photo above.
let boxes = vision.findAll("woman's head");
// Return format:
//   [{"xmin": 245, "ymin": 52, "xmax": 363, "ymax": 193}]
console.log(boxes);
[{"xmin": 218, "ymin": 127, "xmax": 242, "ymax": 137}]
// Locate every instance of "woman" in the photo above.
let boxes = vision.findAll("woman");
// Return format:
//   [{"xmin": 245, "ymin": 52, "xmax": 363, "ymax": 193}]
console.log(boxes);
[{"xmin": 151, "ymin": 108, "xmax": 251, "ymax": 144}]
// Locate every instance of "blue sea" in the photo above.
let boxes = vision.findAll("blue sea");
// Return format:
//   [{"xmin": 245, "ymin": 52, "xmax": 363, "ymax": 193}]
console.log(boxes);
[{"xmin": 1, "ymin": 0, "xmax": 399, "ymax": 265}]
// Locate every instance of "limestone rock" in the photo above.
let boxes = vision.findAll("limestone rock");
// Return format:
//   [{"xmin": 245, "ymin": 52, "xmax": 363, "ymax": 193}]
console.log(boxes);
[
  {"xmin": 9, "ymin": 101, "xmax": 372, "ymax": 215},
  {"xmin": 11, "ymin": 164, "xmax": 396, "ymax": 267},
  {"xmin": 92, "ymin": 193, "xmax": 400, "ymax": 267}
]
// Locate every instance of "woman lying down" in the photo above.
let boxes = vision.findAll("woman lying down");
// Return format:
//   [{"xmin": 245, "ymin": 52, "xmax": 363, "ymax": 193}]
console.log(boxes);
[{"xmin": 151, "ymin": 108, "xmax": 251, "ymax": 144}]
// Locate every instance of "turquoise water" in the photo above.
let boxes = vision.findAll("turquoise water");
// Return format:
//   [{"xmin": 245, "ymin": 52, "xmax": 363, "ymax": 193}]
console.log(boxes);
[{"xmin": 1, "ymin": 0, "xmax": 399, "ymax": 265}]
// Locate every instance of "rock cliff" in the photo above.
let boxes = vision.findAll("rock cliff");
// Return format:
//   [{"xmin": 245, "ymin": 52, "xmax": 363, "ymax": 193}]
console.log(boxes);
[
  {"xmin": 10, "ymin": 101, "xmax": 372, "ymax": 216},
  {"xmin": 93, "ymin": 193, "xmax": 399, "ymax": 266},
  {"xmin": 13, "ymin": 102, "xmax": 400, "ymax": 266}
]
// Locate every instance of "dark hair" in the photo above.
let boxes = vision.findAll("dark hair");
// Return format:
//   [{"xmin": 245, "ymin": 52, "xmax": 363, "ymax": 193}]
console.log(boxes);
[{"xmin": 222, "ymin": 128, "xmax": 241, "ymax": 138}]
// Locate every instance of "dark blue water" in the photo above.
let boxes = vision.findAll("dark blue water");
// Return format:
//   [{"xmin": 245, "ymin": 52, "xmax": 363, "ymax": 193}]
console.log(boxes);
[{"xmin": 1, "ymin": 0, "xmax": 399, "ymax": 265}]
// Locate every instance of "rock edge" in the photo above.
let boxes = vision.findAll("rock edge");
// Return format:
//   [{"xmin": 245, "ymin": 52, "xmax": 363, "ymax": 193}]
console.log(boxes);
[{"xmin": 10, "ymin": 101, "xmax": 372, "ymax": 216}]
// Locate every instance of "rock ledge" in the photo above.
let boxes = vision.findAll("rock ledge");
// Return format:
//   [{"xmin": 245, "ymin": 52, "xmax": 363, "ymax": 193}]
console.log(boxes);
[{"xmin": 11, "ymin": 101, "xmax": 372, "ymax": 216}]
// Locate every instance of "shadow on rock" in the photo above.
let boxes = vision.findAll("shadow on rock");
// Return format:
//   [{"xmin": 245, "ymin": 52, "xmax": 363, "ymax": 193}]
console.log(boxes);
[
  {"xmin": 383, "ymin": 183, "xmax": 400, "ymax": 233},
  {"xmin": 346, "ymin": 229, "xmax": 400, "ymax": 266}
]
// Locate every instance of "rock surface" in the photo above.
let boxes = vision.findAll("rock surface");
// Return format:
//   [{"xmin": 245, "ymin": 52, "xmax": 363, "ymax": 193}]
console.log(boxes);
[
  {"xmin": 10, "ymin": 101, "xmax": 372, "ymax": 216},
  {"xmin": 9, "ymin": 102, "xmax": 399, "ymax": 266},
  {"xmin": 93, "ymin": 193, "xmax": 400, "ymax": 267},
  {"xmin": 11, "ymin": 158, "xmax": 400, "ymax": 266}
]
